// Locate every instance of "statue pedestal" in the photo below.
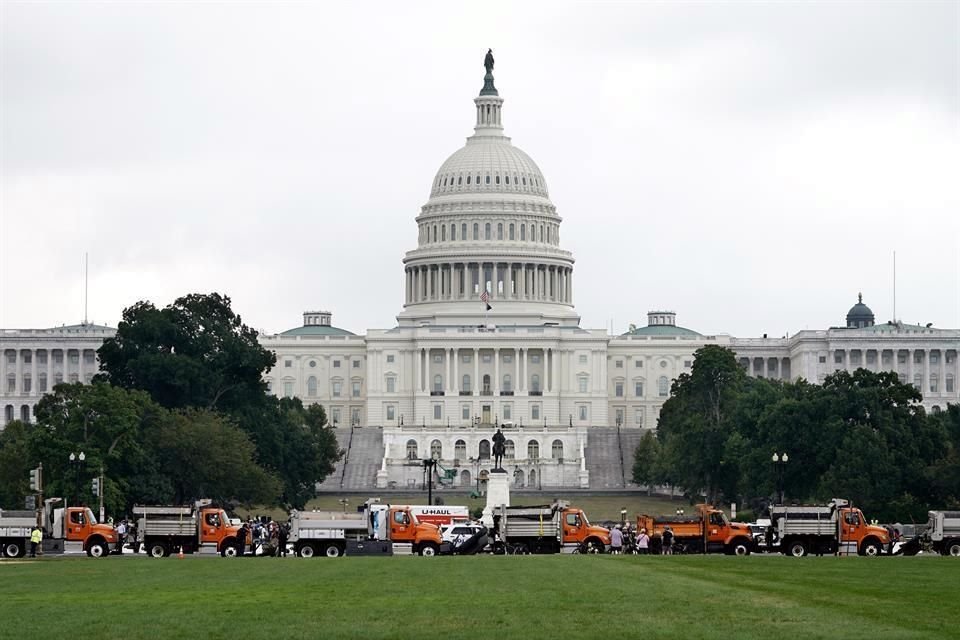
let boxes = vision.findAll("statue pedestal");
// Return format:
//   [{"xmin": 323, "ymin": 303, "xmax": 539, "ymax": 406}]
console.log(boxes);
[{"xmin": 481, "ymin": 469, "xmax": 511, "ymax": 528}]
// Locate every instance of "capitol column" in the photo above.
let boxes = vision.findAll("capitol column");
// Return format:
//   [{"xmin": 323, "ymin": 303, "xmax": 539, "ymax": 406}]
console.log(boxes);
[
  {"xmin": 31, "ymin": 349, "xmax": 38, "ymax": 397},
  {"xmin": 446, "ymin": 349, "xmax": 452, "ymax": 392},
  {"xmin": 494, "ymin": 348, "xmax": 500, "ymax": 394},
  {"xmin": 473, "ymin": 348, "xmax": 480, "ymax": 396},
  {"xmin": 505, "ymin": 263, "xmax": 512, "ymax": 299},
  {"xmin": 15, "ymin": 350, "xmax": 23, "ymax": 394},
  {"xmin": 923, "ymin": 350, "xmax": 931, "ymax": 396},
  {"xmin": 514, "ymin": 348, "xmax": 520, "ymax": 392},
  {"xmin": 908, "ymin": 349, "xmax": 915, "ymax": 387},
  {"xmin": 493, "ymin": 263, "xmax": 499, "ymax": 298},
  {"xmin": 453, "ymin": 349, "xmax": 459, "ymax": 393},
  {"xmin": 939, "ymin": 349, "xmax": 946, "ymax": 397}
]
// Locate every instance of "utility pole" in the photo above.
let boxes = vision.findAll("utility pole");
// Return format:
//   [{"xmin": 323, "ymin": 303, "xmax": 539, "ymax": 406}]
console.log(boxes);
[{"xmin": 98, "ymin": 465, "xmax": 105, "ymax": 523}]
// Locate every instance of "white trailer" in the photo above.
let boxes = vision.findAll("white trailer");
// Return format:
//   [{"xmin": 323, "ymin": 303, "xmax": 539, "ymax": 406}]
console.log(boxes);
[
  {"xmin": 926, "ymin": 510, "xmax": 960, "ymax": 557},
  {"xmin": 286, "ymin": 510, "xmax": 368, "ymax": 558},
  {"xmin": 0, "ymin": 509, "xmax": 37, "ymax": 558}
]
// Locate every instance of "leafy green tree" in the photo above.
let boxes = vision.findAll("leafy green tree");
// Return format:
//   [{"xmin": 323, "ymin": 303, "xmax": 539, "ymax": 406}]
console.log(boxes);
[
  {"xmin": 96, "ymin": 293, "xmax": 275, "ymax": 411},
  {"xmin": 0, "ymin": 420, "xmax": 32, "ymax": 510},
  {"xmin": 631, "ymin": 431, "xmax": 660, "ymax": 490},
  {"xmin": 656, "ymin": 345, "xmax": 745, "ymax": 503}
]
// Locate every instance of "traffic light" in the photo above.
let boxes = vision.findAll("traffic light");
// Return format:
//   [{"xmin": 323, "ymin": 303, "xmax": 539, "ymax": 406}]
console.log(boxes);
[
  {"xmin": 29, "ymin": 466, "xmax": 42, "ymax": 492},
  {"xmin": 91, "ymin": 477, "xmax": 100, "ymax": 497}
]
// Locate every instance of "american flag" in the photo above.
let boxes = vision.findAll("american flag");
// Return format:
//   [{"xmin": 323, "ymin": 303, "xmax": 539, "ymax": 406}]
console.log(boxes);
[{"xmin": 480, "ymin": 290, "xmax": 490, "ymax": 303}]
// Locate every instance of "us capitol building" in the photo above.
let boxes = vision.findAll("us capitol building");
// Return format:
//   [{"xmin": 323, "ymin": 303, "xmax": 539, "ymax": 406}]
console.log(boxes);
[{"xmin": 3, "ymin": 55, "xmax": 958, "ymax": 490}]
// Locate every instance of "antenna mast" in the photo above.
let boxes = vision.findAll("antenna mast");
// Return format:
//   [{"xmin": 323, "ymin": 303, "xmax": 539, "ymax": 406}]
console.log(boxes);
[
  {"xmin": 84, "ymin": 252, "xmax": 89, "ymax": 325},
  {"xmin": 892, "ymin": 250, "xmax": 896, "ymax": 322}
]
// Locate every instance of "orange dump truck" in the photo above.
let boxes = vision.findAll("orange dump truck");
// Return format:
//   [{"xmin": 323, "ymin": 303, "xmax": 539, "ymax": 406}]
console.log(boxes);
[
  {"xmin": 637, "ymin": 504, "xmax": 754, "ymax": 555},
  {"xmin": 288, "ymin": 501, "xmax": 445, "ymax": 557},
  {"xmin": 1, "ymin": 498, "xmax": 118, "ymax": 558},
  {"xmin": 494, "ymin": 501, "xmax": 611, "ymax": 554},
  {"xmin": 135, "ymin": 502, "xmax": 241, "ymax": 558},
  {"xmin": 770, "ymin": 498, "xmax": 891, "ymax": 557}
]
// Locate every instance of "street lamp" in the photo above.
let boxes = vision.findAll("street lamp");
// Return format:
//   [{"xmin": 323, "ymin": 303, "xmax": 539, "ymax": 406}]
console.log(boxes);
[
  {"xmin": 620, "ymin": 508, "xmax": 627, "ymax": 528},
  {"xmin": 69, "ymin": 451, "xmax": 85, "ymax": 507},
  {"xmin": 772, "ymin": 452, "xmax": 789, "ymax": 505},
  {"xmin": 675, "ymin": 507, "xmax": 685, "ymax": 518}
]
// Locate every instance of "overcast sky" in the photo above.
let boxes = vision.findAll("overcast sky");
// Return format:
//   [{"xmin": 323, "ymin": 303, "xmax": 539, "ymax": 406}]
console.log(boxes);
[{"xmin": 2, "ymin": 1, "xmax": 958, "ymax": 338}]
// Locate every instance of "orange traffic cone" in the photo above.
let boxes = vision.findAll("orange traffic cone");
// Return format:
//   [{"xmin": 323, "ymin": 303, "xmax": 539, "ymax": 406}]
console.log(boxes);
[{"xmin": 178, "ymin": 547, "xmax": 184, "ymax": 559}]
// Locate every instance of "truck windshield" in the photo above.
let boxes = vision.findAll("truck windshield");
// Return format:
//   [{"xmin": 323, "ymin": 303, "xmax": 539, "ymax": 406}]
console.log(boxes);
[
  {"xmin": 579, "ymin": 512, "xmax": 590, "ymax": 526},
  {"xmin": 85, "ymin": 508, "xmax": 97, "ymax": 525}
]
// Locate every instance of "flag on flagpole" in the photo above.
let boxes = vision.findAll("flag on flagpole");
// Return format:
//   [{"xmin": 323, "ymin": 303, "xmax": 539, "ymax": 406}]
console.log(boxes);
[{"xmin": 480, "ymin": 290, "xmax": 492, "ymax": 311}]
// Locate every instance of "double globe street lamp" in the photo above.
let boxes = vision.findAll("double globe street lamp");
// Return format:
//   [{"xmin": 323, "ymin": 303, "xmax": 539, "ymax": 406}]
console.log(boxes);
[
  {"xmin": 772, "ymin": 452, "xmax": 789, "ymax": 505},
  {"xmin": 69, "ymin": 451, "xmax": 85, "ymax": 507}
]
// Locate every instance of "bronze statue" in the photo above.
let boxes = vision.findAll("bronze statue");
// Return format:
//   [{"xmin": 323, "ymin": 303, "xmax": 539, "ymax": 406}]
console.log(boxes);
[
  {"xmin": 492, "ymin": 428, "xmax": 506, "ymax": 470},
  {"xmin": 484, "ymin": 48, "xmax": 495, "ymax": 75}
]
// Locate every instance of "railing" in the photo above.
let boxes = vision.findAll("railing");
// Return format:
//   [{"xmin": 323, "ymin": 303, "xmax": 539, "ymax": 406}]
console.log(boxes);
[
  {"xmin": 430, "ymin": 390, "xmax": 445, "ymax": 396},
  {"xmin": 500, "ymin": 391, "xmax": 514, "ymax": 396},
  {"xmin": 459, "ymin": 391, "xmax": 473, "ymax": 396},
  {"xmin": 480, "ymin": 390, "xmax": 493, "ymax": 396},
  {"xmin": 529, "ymin": 390, "xmax": 543, "ymax": 396}
]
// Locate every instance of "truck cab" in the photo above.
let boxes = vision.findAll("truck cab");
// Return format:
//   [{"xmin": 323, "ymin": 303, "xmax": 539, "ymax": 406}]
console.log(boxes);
[
  {"xmin": 837, "ymin": 507, "xmax": 890, "ymax": 556},
  {"xmin": 61, "ymin": 506, "xmax": 117, "ymax": 557},
  {"xmin": 386, "ymin": 506, "xmax": 443, "ymax": 556},
  {"xmin": 703, "ymin": 509, "xmax": 754, "ymax": 555},
  {"xmin": 561, "ymin": 508, "xmax": 610, "ymax": 553},
  {"xmin": 198, "ymin": 507, "xmax": 241, "ymax": 555}
]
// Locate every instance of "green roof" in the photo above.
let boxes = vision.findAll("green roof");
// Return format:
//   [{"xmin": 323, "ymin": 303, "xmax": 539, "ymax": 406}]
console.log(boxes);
[
  {"xmin": 280, "ymin": 325, "xmax": 355, "ymax": 337},
  {"xmin": 623, "ymin": 325, "xmax": 702, "ymax": 337}
]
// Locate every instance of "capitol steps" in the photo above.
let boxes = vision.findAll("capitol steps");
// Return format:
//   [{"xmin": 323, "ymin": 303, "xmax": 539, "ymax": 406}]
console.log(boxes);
[
  {"xmin": 584, "ymin": 427, "xmax": 626, "ymax": 488},
  {"xmin": 316, "ymin": 427, "xmax": 354, "ymax": 491},
  {"xmin": 338, "ymin": 427, "xmax": 385, "ymax": 490}
]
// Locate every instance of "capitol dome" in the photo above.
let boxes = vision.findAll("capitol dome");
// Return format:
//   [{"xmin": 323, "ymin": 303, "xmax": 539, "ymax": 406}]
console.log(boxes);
[
  {"xmin": 398, "ymin": 52, "xmax": 577, "ymax": 328},
  {"xmin": 846, "ymin": 293, "xmax": 875, "ymax": 328}
]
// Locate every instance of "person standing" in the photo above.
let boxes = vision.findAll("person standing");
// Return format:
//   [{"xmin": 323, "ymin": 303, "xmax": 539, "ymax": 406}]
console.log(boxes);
[
  {"xmin": 661, "ymin": 526, "xmax": 674, "ymax": 555},
  {"xmin": 114, "ymin": 519, "xmax": 127, "ymax": 554},
  {"xmin": 277, "ymin": 523, "xmax": 288, "ymax": 558},
  {"xmin": 609, "ymin": 525, "xmax": 623, "ymax": 554},
  {"xmin": 636, "ymin": 528, "xmax": 650, "ymax": 555},
  {"xmin": 237, "ymin": 523, "xmax": 248, "ymax": 557},
  {"xmin": 30, "ymin": 526, "xmax": 42, "ymax": 558}
]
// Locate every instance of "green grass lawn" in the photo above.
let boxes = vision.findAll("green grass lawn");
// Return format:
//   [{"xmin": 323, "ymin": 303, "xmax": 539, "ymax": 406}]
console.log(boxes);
[{"xmin": 2, "ymin": 555, "xmax": 957, "ymax": 639}]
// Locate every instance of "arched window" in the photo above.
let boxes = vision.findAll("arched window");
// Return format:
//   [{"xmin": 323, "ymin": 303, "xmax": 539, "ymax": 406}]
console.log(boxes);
[
  {"xmin": 451, "ymin": 224, "xmax": 456, "ymax": 241},
  {"xmin": 466, "ymin": 175, "xmax": 471, "ymax": 185},
  {"xmin": 21, "ymin": 405, "xmax": 30, "ymax": 422},
  {"xmin": 462, "ymin": 374, "xmax": 471, "ymax": 392},
  {"xmin": 531, "ymin": 374, "xmax": 540, "ymax": 392},
  {"xmin": 505, "ymin": 175, "xmax": 510, "ymax": 185},
  {"xmin": 552, "ymin": 439, "xmax": 564, "ymax": 459},
  {"xmin": 528, "ymin": 440, "xmax": 540, "ymax": 460},
  {"xmin": 521, "ymin": 224, "xmax": 526, "ymax": 241},
  {"xmin": 485, "ymin": 175, "xmax": 490, "ymax": 185},
  {"xmin": 432, "ymin": 225, "xmax": 437, "ymax": 242},
  {"xmin": 430, "ymin": 439, "xmax": 443, "ymax": 459},
  {"xmin": 3, "ymin": 405, "xmax": 12, "ymax": 424},
  {"xmin": 658, "ymin": 376, "xmax": 669, "ymax": 397},
  {"xmin": 457, "ymin": 176, "xmax": 462, "ymax": 185},
  {"xmin": 540, "ymin": 224, "xmax": 544, "ymax": 241},
  {"xmin": 455, "ymin": 440, "xmax": 467, "ymax": 461},
  {"xmin": 505, "ymin": 439, "xmax": 515, "ymax": 458},
  {"xmin": 482, "ymin": 374, "xmax": 491, "ymax": 394},
  {"xmin": 930, "ymin": 374, "xmax": 939, "ymax": 393},
  {"xmin": 307, "ymin": 376, "xmax": 317, "ymax": 396},
  {"xmin": 497, "ymin": 223, "xmax": 503, "ymax": 240},
  {"xmin": 476, "ymin": 174, "xmax": 480, "ymax": 185},
  {"xmin": 530, "ymin": 225, "xmax": 536, "ymax": 242},
  {"xmin": 473, "ymin": 223, "xmax": 479, "ymax": 240},
  {"xmin": 913, "ymin": 373, "xmax": 922, "ymax": 389},
  {"xmin": 460, "ymin": 469, "xmax": 471, "ymax": 486},
  {"xmin": 406, "ymin": 440, "xmax": 418, "ymax": 460},
  {"xmin": 509, "ymin": 223, "xmax": 515, "ymax": 240},
  {"xmin": 495, "ymin": 175, "xmax": 500, "ymax": 184},
  {"xmin": 502, "ymin": 374, "xmax": 512, "ymax": 392},
  {"xmin": 485, "ymin": 223, "xmax": 491, "ymax": 240},
  {"xmin": 479, "ymin": 439, "xmax": 491, "ymax": 459},
  {"xmin": 462, "ymin": 223, "xmax": 467, "ymax": 240},
  {"xmin": 433, "ymin": 375, "xmax": 443, "ymax": 392},
  {"xmin": 947, "ymin": 374, "xmax": 955, "ymax": 393},
  {"xmin": 441, "ymin": 225, "xmax": 446, "ymax": 241},
  {"xmin": 932, "ymin": 405, "xmax": 942, "ymax": 414},
  {"xmin": 529, "ymin": 469, "xmax": 537, "ymax": 488},
  {"xmin": 547, "ymin": 226, "xmax": 551, "ymax": 243}
]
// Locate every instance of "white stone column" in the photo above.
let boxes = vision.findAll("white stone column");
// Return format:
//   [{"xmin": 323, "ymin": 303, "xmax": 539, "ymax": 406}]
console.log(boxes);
[
  {"xmin": 908, "ymin": 349, "xmax": 915, "ymax": 387},
  {"xmin": 46, "ymin": 349, "xmax": 53, "ymax": 393},
  {"xmin": 30, "ymin": 349, "xmax": 38, "ymax": 397},
  {"xmin": 453, "ymin": 349, "xmax": 459, "ymax": 393},
  {"xmin": 506, "ymin": 264, "xmax": 513, "ymax": 299},
  {"xmin": 494, "ymin": 348, "xmax": 500, "ymax": 394},
  {"xmin": 514, "ymin": 348, "xmax": 520, "ymax": 392},
  {"xmin": 923, "ymin": 350, "xmax": 931, "ymax": 395},
  {"xmin": 15, "ymin": 350, "xmax": 24, "ymax": 393},
  {"xmin": 939, "ymin": 349, "xmax": 946, "ymax": 396},
  {"xmin": 415, "ymin": 348, "xmax": 421, "ymax": 393},
  {"xmin": 493, "ymin": 263, "xmax": 499, "ymax": 297},
  {"xmin": 474, "ymin": 348, "xmax": 479, "ymax": 396},
  {"xmin": 446, "ymin": 349, "xmax": 452, "ymax": 392}
]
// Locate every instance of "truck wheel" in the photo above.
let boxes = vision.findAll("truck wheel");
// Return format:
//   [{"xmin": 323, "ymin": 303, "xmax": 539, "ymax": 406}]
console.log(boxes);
[
  {"xmin": 221, "ymin": 544, "xmax": 239, "ymax": 558},
  {"xmin": 943, "ymin": 540, "xmax": 960, "ymax": 557},
  {"xmin": 861, "ymin": 541, "xmax": 882, "ymax": 557},
  {"xmin": 728, "ymin": 539, "xmax": 751, "ymax": 556},
  {"xmin": 787, "ymin": 541, "xmax": 807, "ymax": 558},
  {"xmin": 87, "ymin": 541, "xmax": 109, "ymax": 558},
  {"xmin": 324, "ymin": 544, "xmax": 343, "ymax": 558},
  {"xmin": 3, "ymin": 541, "xmax": 23, "ymax": 558},
  {"xmin": 148, "ymin": 543, "xmax": 168, "ymax": 559},
  {"xmin": 298, "ymin": 543, "xmax": 316, "ymax": 558},
  {"xmin": 418, "ymin": 543, "xmax": 439, "ymax": 557}
]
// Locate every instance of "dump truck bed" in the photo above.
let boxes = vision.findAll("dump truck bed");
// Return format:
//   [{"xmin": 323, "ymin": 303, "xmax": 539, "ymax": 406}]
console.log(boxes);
[
  {"xmin": 770, "ymin": 506, "xmax": 838, "ymax": 537},
  {"xmin": 929, "ymin": 511, "xmax": 960, "ymax": 540}
]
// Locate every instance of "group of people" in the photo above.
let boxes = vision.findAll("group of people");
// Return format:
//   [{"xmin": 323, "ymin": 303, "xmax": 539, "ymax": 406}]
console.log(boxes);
[
  {"xmin": 237, "ymin": 517, "xmax": 290, "ymax": 557},
  {"xmin": 607, "ymin": 523, "xmax": 676, "ymax": 555}
]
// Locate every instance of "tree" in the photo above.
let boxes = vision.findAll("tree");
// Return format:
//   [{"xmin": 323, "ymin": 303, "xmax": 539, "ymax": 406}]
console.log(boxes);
[
  {"xmin": 631, "ymin": 431, "xmax": 660, "ymax": 490},
  {"xmin": 0, "ymin": 421, "xmax": 32, "ymax": 510},
  {"xmin": 655, "ymin": 345, "xmax": 745, "ymax": 503},
  {"xmin": 96, "ymin": 293, "xmax": 275, "ymax": 412}
]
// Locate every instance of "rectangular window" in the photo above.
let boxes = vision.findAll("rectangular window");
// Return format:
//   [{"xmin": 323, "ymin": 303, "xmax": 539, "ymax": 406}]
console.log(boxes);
[
  {"xmin": 818, "ymin": 356, "xmax": 827, "ymax": 364},
  {"xmin": 23, "ymin": 377, "xmax": 31, "ymax": 393},
  {"xmin": 531, "ymin": 354, "xmax": 541, "ymax": 364},
  {"xmin": 834, "ymin": 353, "xmax": 843, "ymax": 364},
  {"xmin": 615, "ymin": 360, "xmax": 623, "ymax": 368},
  {"xmin": 462, "ymin": 354, "xmax": 472, "ymax": 363},
  {"xmin": 333, "ymin": 382, "xmax": 342, "ymax": 397},
  {"xmin": 333, "ymin": 360, "xmax": 341, "ymax": 368},
  {"xmin": 352, "ymin": 408, "xmax": 361, "ymax": 425},
  {"xmin": 462, "ymin": 405, "xmax": 470, "ymax": 420},
  {"xmin": 54, "ymin": 352, "xmax": 63, "ymax": 364},
  {"xmin": 386, "ymin": 405, "xmax": 395, "ymax": 420},
  {"xmin": 931, "ymin": 354, "xmax": 939, "ymax": 364},
  {"xmin": 84, "ymin": 352, "xmax": 95, "ymax": 364},
  {"xmin": 503, "ymin": 404, "xmax": 511, "ymax": 420},
  {"xmin": 684, "ymin": 360, "xmax": 692, "ymax": 368},
  {"xmin": 434, "ymin": 405, "xmax": 442, "ymax": 420},
  {"xmin": 635, "ymin": 409, "xmax": 643, "ymax": 425},
  {"xmin": 578, "ymin": 377, "xmax": 588, "ymax": 393},
  {"xmin": 503, "ymin": 354, "xmax": 513, "ymax": 363},
  {"xmin": 635, "ymin": 381, "xmax": 643, "ymax": 396},
  {"xmin": 482, "ymin": 354, "xmax": 492, "ymax": 363},
  {"xmin": 386, "ymin": 355, "xmax": 395, "ymax": 363},
  {"xmin": 579, "ymin": 355, "xmax": 588, "ymax": 364},
  {"xmin": 947, "ymin": 377, "xmax": 955, "ymax": 393},
  {"xmin": 615, "ymin": 382, "xmax": 623, "ymax": 397},
  {"xmin": 284, "ymin": 360, "xmax": 292, "ymax": 368},
  {"xmin": 914, "ymin": 352, "xmax": 923, "ymax": 364},
  {"xmin": 283, "ymin": 381, "xmax": 293, "ymax": 397},
  {"xmin": 69, "ymin": 353, "xmax": 79, "ymax": 364},
  {"xmin": 352, "ymin": 381, "xmax": 361, "ymax": 397},
  {"xmin": 5, "ymin": 352, "xmax": 14, "ymax": 364},
  {"xmin": 531, "ymin": 404, "xmax": 540, "ymax": 420},
  {"xmin": 433, "ymin": 354, "xmax": 442, "ymax": 363},
  {"xmin": 23, "ymin": 352, "xmax": 32, "ymax": 364},
  {"xmin": 353, "ymin": 360, "xmax": 361, "ymax": 368},
  {"xmin": 635, "ymin": 360, "xmax": 642, "ymax": 368},
  {"xmin": 898, "ymin": 354, "xmax": 906, "ymax": 364},
  {"xmin": 386, "ymin": 377, "xmax": 396, "ymax": 393},
  {"xmin": 578, "ymin": 405, "xmax": 588, "ymax": 421}
]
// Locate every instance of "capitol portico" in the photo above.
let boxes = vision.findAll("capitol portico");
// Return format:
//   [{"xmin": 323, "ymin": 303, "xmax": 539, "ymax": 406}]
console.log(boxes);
[{"xmin": 2, "ymin": 55, "xmax": 957, "ymax": 490}]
